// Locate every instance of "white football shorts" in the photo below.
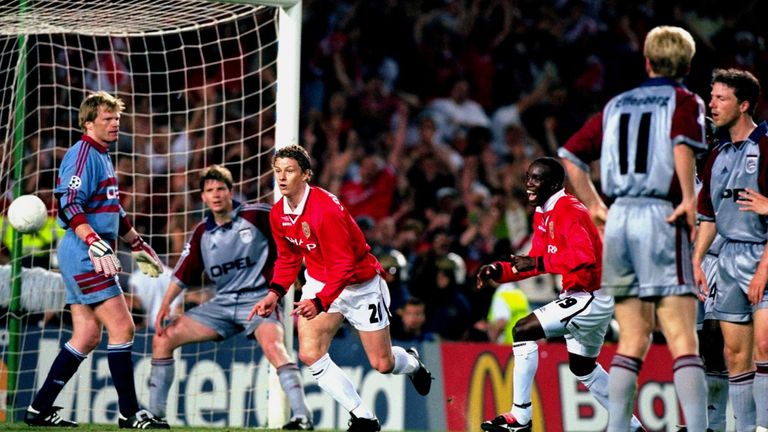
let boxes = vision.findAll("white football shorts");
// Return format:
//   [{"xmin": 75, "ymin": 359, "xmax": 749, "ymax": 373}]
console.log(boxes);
[
  {"xmin": 302, "ymin": 272, "xmax": 392, "ymax": 331},
  {"xmin": 534, "ymin": 290, "xmax": 614, "ymax": 358}
]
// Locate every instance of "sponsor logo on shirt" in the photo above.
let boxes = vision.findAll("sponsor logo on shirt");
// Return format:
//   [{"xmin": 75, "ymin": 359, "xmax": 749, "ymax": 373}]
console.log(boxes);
[
  {"xmin": 285, "ymin": 236, "xmax": 317, "ymax": 251},
  {"xmin": 210, "ymin": 256, "xmax": 257, "ymax": 277},
  {"xmin": 106, "ymin": 185, "xmax": 119, "ymax": 199},
  {"xmin": 548, "ymin": 245, "xmax": 558, "ymax": 254}
]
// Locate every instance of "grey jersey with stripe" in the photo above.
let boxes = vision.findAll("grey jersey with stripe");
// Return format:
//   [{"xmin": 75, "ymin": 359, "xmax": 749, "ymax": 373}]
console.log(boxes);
[
  {"xmin": 698, "ymin": 121, "xmax": 768, "ymax": 243},
  {"xmin": 173, "ymin": 202, "xmax": 275, "ymax": 294},
  {"xmin": 600, "ymin": 78, "xmax": 707, "ymax": 199}
]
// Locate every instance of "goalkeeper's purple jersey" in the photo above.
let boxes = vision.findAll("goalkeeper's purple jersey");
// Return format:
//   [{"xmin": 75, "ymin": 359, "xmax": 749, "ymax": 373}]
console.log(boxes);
[
  {"xmin": 173, "ymin": 202, "xmax": 276, "ymax": 295},
  {"xmin": 54, "ymin": 135, "xmax": 124, "ymax": 239}
]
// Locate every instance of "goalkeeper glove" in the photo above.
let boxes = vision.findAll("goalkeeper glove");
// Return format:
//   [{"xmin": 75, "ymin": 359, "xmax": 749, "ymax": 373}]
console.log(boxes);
[
  {"xmin": 85, "ymin": 233, "xmax": 122, "ymax": 277},
  {"xmin": 130, "ymin": 236, "xmax": 164, "ymax": 278}
]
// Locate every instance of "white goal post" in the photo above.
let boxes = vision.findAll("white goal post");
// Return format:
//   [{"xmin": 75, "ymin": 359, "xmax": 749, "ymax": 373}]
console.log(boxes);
[{"xmin": 0, "ymin": 0, "xmax": 301, "ymax": 428}]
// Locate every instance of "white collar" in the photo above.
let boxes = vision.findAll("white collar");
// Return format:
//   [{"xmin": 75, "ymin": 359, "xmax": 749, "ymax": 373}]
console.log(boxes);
[
  {"xmin": 536, "ymin": 188, "xmax": 566, "ymax": 213},
  {"xmin": 283, "ymin": 183, "xmax": 311, "ymax": 216}
]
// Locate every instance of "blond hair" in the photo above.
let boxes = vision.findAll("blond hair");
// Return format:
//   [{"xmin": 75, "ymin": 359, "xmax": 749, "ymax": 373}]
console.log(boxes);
[
  {"xmin": 78, "ymin": 91, "xmax": 125, "ymax": 131},
  {"xmin": 643, "ymin": 26, "xmax": 696, "ymax": 79}
]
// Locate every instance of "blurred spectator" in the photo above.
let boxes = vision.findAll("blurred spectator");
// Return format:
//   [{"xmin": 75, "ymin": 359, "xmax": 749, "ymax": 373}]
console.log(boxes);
[
  {"xmin": 428, "ymin": 77, "xmax": 491, "ymax": 144},
  {"xmin": 423, "ymin": 258, "xmax": 472, "ymax": 341},
  {"xmin": 390, "ymin": 297, "xmax": 435, "ymax": 343},
  {"xmin": 475, "ymin": 282, "xmax": 530, "ymax": 344}
]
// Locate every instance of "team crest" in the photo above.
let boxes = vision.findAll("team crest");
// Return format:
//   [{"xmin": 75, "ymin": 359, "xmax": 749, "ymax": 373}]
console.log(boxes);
[
  {"xmin": 68, "ymin": 175, "xmax": 82, "ymax": 189},
  {"xmin": 549, "ymin": 221, "xmax": 555, "ymax": 239},
  {"xmin": 302, "ymin": 221, "xmax": 311, "ymax": 238},
  {"xmin": 746, "ymin": 154, "xmax": 758, "ymax": 174},
  {"xmin": 239, "ymin": 228, "xmax": 253, "ymax": 244}
]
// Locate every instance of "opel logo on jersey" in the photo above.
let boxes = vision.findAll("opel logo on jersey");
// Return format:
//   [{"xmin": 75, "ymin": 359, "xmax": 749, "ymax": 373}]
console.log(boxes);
[
  {"xmin": 210, "ymin": 256, "xmax": 257, "ymax": 277},
  {"xmin": 106, "ymin": 185, "xmax": 119, "ymax": 199},
  {"xmin": 68, "ymin": 175, "xmax": 82, "ymax": 189}
]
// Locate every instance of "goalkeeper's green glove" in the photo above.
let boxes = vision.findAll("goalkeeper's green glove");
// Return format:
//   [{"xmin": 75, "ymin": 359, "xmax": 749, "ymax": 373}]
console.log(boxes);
[
  {"xmin": 86, "ymin": 233, "xmax": 122, "ymax": 277},
  {"xmin": 130, "ymin": 236, "xmax": 164, "ymax": 277}
]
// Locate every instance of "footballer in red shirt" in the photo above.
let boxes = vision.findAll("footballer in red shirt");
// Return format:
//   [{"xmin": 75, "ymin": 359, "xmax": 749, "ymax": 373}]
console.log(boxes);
[
  {"xmin": 478, "ymin": 158, "xmax": 644, "ymax": 432},
  {"xmin": 250, "ymin": 145, "xmax": 431, "ymax": 432}
]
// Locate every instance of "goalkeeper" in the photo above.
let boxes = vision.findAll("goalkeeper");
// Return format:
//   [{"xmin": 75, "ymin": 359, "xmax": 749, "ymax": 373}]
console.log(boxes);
[
  {"xmin": 25, "ymin": 91, "xmax": 168, "ymax": 429},
  {"xmin": 148, "ymin": 165, "xmax": 313, "ymax": 430}
]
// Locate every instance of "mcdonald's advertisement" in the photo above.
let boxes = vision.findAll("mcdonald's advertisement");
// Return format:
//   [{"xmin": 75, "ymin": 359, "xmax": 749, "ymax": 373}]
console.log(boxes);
[{"xmin": 441, "ymin": 342, "xmax": 690, "ymax": 432}]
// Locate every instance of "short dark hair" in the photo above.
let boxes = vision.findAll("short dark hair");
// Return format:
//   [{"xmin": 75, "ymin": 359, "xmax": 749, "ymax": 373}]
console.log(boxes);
[
  {"xmin": 273, "ymin": 145, "xmax": 312, "ymax": 172},
  {"xmin": 199, "ymin": 164, "xmax": 233, "ymax": 191},
  {"xmin": 532, "ymin": 157, "xmax": 565, "ymax": 188},
  {"xmin": 712, "ymin": 68, "xmax": 761, "ymax": 115}
]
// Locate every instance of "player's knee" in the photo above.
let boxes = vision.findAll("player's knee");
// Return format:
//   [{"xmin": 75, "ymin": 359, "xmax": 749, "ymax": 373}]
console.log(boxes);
[
  {"xmin": 755, "ymin": 337, "xmax": 768, "ymax": 359},
  {"xmin": 107, "ymin": 320, "xmax": 135, "ymax": 343},
  {"xmin": 79, "ymin": 333, "xmax": 102, "ymax": 353},
  {"xmin": 298, "ymin": 349, "xmax": 323, "ymax": 367},
  {"xmin": 512, "ymin": 316, "xmax": 543, "ymax": 342},
  {"xmin": 568, "ymin": 353, "xmax": 597, "ymax": 377}
]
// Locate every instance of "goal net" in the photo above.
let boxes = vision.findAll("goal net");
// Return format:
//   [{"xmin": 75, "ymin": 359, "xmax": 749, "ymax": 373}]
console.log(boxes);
[{"xmin": 0, "ymin": 0, "xmax": 301, "ymax": 427}]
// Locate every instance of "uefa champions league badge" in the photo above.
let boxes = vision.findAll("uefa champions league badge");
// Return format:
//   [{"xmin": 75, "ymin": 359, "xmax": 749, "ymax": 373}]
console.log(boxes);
[
  {"xmin": 746, "ymin": 154, "xmax": 758, "ymax": 174},
  {"xmin": 302, "ymin": 221, "xmax": 311, "ymax": 239},
  {"xmin": 239, "ymin": 228, "xmax": 253, "ymax": 244}
]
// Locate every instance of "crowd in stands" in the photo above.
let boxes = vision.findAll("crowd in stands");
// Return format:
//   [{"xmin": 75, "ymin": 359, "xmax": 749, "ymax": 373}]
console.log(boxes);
[{"xmin": 4, "ymin": 0, "xmax": 768, "ymax": 343}]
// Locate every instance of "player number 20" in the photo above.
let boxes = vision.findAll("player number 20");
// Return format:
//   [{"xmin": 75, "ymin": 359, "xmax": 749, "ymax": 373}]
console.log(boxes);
[{"xmin": 368, "ymin": 303, "xmax": 382, "ymax": 323}]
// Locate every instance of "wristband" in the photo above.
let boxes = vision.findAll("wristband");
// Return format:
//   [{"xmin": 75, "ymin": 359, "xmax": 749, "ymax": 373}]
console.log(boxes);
[{"xmin": 85, "ymin": 232, "xmax": 100, "ymax": 246}]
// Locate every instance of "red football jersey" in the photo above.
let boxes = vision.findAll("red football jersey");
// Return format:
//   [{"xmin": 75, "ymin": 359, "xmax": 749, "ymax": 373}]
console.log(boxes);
[
  {"xmin": 497, "ymin": 190, "xmax": 602, "ymax": 293},
  {"xmin": 270, "ymin": 185, "xmax": 383, "ymax": 310}
]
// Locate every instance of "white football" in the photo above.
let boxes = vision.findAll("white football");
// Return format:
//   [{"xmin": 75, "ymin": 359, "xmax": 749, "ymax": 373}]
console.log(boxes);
[{"xmin": 7, "ymin": 194, "xmax": 48, "ymax": 233}]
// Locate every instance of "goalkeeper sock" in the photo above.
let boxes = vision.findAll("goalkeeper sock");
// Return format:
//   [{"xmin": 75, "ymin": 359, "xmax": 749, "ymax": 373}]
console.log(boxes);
[
  {"xmin": 107, "ymin": 341, "xmax": 140, "ymax": 417},
  {"xmin": 278, "ymin": 363, "xmax": 311, "ymax": 420},
  {"xmin": 149, "ymin": 357, "xmax": 175, "ymax": 418},
  {"xmin": 308, "ymin": 353, "xmax": 371, "ymax": 417},
  {"xmin": 31, "ymin": 343, "xmax": 85, "ymax": 411}
]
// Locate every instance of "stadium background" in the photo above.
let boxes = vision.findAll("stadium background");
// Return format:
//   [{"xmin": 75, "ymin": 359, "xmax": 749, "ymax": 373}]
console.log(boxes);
[{"xmin": 1, "ymin": 0, "xmax": 763, "ymax": 430}]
